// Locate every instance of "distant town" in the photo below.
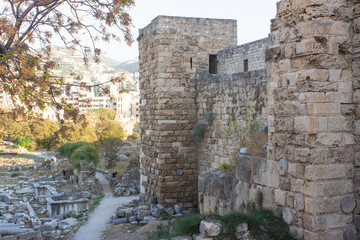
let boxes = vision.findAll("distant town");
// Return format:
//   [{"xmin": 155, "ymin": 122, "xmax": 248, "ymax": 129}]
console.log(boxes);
[{"xmin": 0, "ymin": 47, "xmax": 140, "ymax": 123}]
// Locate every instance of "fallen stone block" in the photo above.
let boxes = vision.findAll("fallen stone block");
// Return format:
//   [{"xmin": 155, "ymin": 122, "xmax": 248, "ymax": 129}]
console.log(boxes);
[{"xmin": 113, "ymin": 218, "xmax": 127, "ymax": 225}]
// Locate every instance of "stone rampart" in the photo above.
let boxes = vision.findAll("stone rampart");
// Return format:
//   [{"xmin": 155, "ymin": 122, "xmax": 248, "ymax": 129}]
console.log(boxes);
[
  {"xmin": 139, "ymin": 1, "xmax": 360, "ymax": 237},
  {"xmin": 196, "ymin": 69, "xmax": 267, "ymax": 172},
  {"xmin": 218, "ymin": 38, "xmax": 268, "ymax": 74}
]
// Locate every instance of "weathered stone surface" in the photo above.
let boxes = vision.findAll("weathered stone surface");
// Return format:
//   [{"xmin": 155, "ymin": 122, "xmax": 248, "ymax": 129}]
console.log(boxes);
[
  {"xmin": 343, "ymin": 225, "xmax": 357, "ymax": 240},
  {"xmin": 294, "ymin": 193, "xmax": 305, "ymax": 212},
  {"xmin": 340, "ymin": 196, "xmax": 356, "ymax": 214},
  {"xmin": 199, "ymin": 221, "xmax": 222, "ymax": 237},
  {"xmin": 276, "ymin": 159, "xmax": 289, "ymax": 176},
  {"xmin": 283, "ymin": 207, "xmax": 295, "ymax": 225}
]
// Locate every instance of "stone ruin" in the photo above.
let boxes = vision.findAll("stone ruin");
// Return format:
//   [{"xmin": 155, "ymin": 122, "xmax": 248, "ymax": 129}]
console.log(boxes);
[{"xmin": 138, "ymin": 0, "xmax": 360, "ymax": 239}]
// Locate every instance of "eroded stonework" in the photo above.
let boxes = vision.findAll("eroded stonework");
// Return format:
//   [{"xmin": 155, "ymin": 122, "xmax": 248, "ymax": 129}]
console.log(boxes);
[{"xmin": 139, "ymin": 0, "xmax": 360, "ymax": 238}]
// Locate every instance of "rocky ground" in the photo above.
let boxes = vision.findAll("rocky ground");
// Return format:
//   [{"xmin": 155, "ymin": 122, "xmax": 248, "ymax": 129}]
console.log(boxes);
[
  {"xmin": 0, "ymin": 140, "xmax": 143, "ymax": 240},
  {"xmin": 0, "ymin": 141, "xmax": 102, "ymax": 240}
]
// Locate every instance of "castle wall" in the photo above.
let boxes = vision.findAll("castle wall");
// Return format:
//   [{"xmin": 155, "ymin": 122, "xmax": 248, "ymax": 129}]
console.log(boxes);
[
  {"xmin": 140, "ymin": 1, "xmax": 360, "ymax": 236},
  {"xmin": 138, "ymin": 16, "xmax": 237, "ymax": 209},
  {"xmin": 196, "ymin": 70, "xmax": 267, "ymax": 172},
  {"xmin": 218, "ymin": 38, "xmax": 268, "ymax": 74},
  {"xmin": 267, "ymin": 0, "xmax": 356, "ymax": 239}
]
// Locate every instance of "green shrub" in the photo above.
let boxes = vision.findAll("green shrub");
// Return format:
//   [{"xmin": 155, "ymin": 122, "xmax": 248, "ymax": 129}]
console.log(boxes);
[
  {"xmin": 69, "ymin": 144, "xmax": 99, "ymax": 171},
  {"xmin": 10, "ymin": 172, "xmax": 20, "ymax": 178},
  {"xmin": 58, "ymin": 141, "xmax": 90, "ymax": 158},
  {"xmin": 58, "ymin": 141, "xmax": 98, "ymax": 171},
  {"xmin": 173, "ymin": 214, "xmax": 204, "ymax": 236},
  {"xmin": 16, "ymin": 136, "xmax": 31, "ymax": 151},
  {"xmin": 219, "ymin": 162, "xmax": 235, "ymax": 174}
]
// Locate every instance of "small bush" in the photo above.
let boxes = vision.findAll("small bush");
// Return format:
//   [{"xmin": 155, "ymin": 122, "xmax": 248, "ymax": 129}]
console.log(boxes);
[
  {"xmin": 127, "ymin": 153, "xmax": 140, "ymax": 169},
  {"xmin": 132, "ymin": 132, "xmax": 140, "ymax": 139},
  {"xmin": 10, "ymin": 172, "xmax": 20, "ymax": 178},
  {"xmin": 173, "ymin": 214, "xmax": 204, "ymax": 236},
  {"xmin": 58, "ymin": 141, "xmax": 90, "ymax": 158},
  {"xmin": 219, "ymin": 162, "xmax": 235, "ymax": 174},
  {"xmin": 15, "ymin": 136, "xmax": 31, "ymax": 151},
  {"xmin": 69, "ymin": 145, "xmax": 99, "ymax": 171}
]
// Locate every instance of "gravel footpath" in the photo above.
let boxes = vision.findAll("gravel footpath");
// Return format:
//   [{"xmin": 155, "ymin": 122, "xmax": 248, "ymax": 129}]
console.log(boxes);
[{"xmin": 72, "ymin": 172, "xmax": 138, "ymax": 240}]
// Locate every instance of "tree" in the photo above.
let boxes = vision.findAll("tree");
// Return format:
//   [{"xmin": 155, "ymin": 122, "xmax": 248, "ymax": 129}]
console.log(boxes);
[
  {"xmin": 95, "ymin": 119, "xmax": 125, "ymax": 142},
  {"xmin": 0, "ymin": 0, "xmax": 134, "ymax": 119}
]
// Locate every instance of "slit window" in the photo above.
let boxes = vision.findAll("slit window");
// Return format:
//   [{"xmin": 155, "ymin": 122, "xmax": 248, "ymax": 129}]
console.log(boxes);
[
  {"xmin": 190, "ymin": 57, "xmax": 193, "ymax": 69},
  {"xmin": 244, "ymin": 59, "xmax": 249, "ymax": 72},
  {"xmin": 209, "ymin": 55, "xmax": 217, "ymax": 74}
]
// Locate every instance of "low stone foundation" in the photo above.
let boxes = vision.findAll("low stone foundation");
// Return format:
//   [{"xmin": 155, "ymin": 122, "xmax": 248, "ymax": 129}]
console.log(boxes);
[
  {"xmin": 199, "ymin": 154, "xmax": 279, "ymax": 215},
  {"xmin": 47, "ymin": 198, "xmax": 89, "ymax": 218}
]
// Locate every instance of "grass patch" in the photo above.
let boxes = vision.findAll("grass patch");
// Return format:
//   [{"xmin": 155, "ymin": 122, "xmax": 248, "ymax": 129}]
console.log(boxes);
[
  {"xmin": 89, "ymin": 194, "xmax": 104, "ymax": 213},
  {"xmin": 10, "ymin": 172, "xmax": 20, "ymax": 178},
  {"xmin": 151, "ymin": 209, "xmax": 294, "ymax": 240}
]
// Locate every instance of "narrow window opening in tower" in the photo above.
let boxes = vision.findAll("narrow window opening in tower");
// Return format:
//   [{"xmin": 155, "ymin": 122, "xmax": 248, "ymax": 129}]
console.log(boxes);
[
  {"xmin": 209, "ymin": 55, "xmax": 217, "ymax": 74},
  {"xmin": 244, "ymin": 59, "xmax": 249, "ymax": 72},
  {"xmin": 190, "ymin": 57, "xmax": 193, "ymax": 69}
]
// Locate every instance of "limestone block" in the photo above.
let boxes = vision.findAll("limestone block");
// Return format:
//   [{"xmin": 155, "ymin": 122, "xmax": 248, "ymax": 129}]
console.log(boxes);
[
  {"xmin": 274, "ymin": 189, "xmax": 287, "ymax": 206},
  {"xmin": 299, "ymin": 92, "xmax": 326, "ymax": 103},
  {"xmin": 303, "ymin": 213, "xmax": 352, "ymax": 232},
  {"xmin": 294, "ymin": 117, "xmax": 327, "ymax": 133},
  {"xmin": 297, "ymin": 69, "xmax": 329, "ymax": 82},
  {"xmin": 291, "ymin": 179, "xmax": 314, "ymax": 196},
  {"xmin": 329, "ymin": 69, "xmax": 342, "ymax": 81},
  {"xmin": 294, "ymin": 193, "xmax": 305, "ymax": 212},
  {"xmin": 316, "ymin": 133, "xmax": 342, "ymax": 146},
  {"xmin": 305, "ymin": 196, "xmax": 344, "ymax": 214},
  {"xmin": 314, "ymin": 180, "xmax": 353, "ymax": 197},
  {"xmin": 199, "ymin": 221, "xmax": 222, "ymax": 237},
  {"xmin": 328, "ymin": 116, "xmax": 353, "ymax": 131},
  {"xmin": 305, "ymin": 164, "xmax": 346, "ymax": 180},
  {"xmin": 288, "ymin": 163, "xmax": 305, "ymax": 178},
  {"xmin": 276, "ymin": 159, "xmax": 289, "ymax": 176}
]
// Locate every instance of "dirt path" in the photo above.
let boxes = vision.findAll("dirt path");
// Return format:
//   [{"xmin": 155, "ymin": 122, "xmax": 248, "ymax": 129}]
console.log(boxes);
[{"xmin": 72, "ymin": 172, "xmax": 138, "ymax": 240}]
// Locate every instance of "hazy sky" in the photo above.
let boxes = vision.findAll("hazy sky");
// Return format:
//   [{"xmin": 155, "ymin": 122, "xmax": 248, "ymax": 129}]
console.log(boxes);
[{"xmin": 98, "ymin": 0, "xmax": 280, "ymax": 62}]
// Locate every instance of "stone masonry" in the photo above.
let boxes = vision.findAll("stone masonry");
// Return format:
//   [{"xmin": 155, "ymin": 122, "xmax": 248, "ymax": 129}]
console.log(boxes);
[
  {"xmin": 138, "ymin": 16, "xmax": 237, "ymax": 209},
  {"xmin": 139, "ymin": 1, "xmax": 360, "ymax": 238}
]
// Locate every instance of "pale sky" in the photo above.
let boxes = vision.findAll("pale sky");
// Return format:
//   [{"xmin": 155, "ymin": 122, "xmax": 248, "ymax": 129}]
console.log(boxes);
[{"xmin": 99, "ymin": 0, "xmax": 280, "ymax": 62}]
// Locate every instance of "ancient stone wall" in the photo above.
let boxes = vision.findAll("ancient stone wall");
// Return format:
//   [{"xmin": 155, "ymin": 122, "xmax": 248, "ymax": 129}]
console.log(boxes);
[
  {"xmin": 217, "ymin": 38, "xmax": 268, "ymax": 74},
  {"xmin": 196, "ymin": 69, "xmax": 267, "ymax": 172},
  {"xmin": 138, "ymin": 16, "xmax": 237, "ymax": 209},
  {"xmin": 267, "ymin": 0, "xmax": 357, "ymax": 239}
]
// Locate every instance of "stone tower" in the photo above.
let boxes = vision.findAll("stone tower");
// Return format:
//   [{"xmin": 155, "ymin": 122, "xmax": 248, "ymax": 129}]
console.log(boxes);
[
  {"xmin": 267, "ymin": 0, "xmax": 359, "ymax": 238},
  {"xmin": 138, "ymin": 16, "xmax": 237, "ymax": 208}
]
